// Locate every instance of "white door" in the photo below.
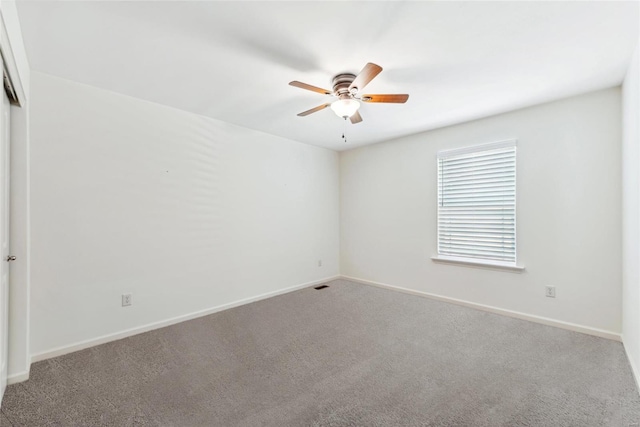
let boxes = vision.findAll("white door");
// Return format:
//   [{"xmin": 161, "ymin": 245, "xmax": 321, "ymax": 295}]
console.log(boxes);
[{"xmin": 0, "ymin": 74, "xmax": 11, "ymax": 399}]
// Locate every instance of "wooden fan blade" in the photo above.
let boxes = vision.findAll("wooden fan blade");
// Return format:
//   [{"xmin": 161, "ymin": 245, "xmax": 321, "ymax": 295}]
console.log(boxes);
[
  {"xmin": 297, "ymin": 103, "xmax": 330, "ymax": 117},
  {"xmin": 349, "ymin": 63, "xmax": 383, "ymax": 92},
  {"xmin": 361, "ymin": 94, "xmax": 409, "ymax": 103},
  {"xmin": 350, "ymin": 111, "xmax": 363, "ymax": 124},
  {"xmin": 289, "ymin": 81, "xmax": 332, "ymax": 95}
]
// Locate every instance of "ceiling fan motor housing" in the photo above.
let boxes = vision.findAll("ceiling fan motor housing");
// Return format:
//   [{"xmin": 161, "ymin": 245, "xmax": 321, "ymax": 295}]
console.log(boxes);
[{"xmin": 332, "ymin": 73, "xmax": 357, "ymax": 97}]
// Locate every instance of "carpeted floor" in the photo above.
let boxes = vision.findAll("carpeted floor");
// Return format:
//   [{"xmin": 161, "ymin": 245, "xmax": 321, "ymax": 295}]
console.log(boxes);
[{"xmin": 1, "ymin": 279, "xmax": 639, "ymax": 426}]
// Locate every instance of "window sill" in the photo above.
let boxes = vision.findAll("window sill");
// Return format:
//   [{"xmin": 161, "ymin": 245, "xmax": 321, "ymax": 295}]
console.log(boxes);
[{"xmin": 431, "ymin": 255, "xmax": 525, "ymax": 273}]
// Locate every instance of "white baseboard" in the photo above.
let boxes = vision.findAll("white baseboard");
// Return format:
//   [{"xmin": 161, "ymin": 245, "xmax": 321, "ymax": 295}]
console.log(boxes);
[
  {"xmin": 622, "ymin": 338, "xmax": 640, "ymax": 391},
  {"xmin": 30, "ymin": 275, "xmax": 340, "ymax": 365},
  {"xmin": 21, "ymin": 274, "xmax": 622, "ymax": 385},
  {"xmin": 7, "ymin": 370, "xmax": 29, "ymax": 385},
  {"xmin": 342, "ymin": 275, "xmax": 621, "ymax": 342}
]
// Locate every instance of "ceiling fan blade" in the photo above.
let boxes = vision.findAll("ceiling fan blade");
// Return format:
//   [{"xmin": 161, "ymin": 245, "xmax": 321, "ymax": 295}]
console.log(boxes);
[
  {"xmin": 350, "ymin": 111, "xmax": 363, "ymax": 124},
  {"xmin": 361, "ymin": 94, "xmax": 409, "ymax": 103},
  {"xmin": 289, "ymin": 81, "xmax": 332, "ymax": 95},
  {"xmin": 349, "ymin": 63, "xmax": 383, "ymax": 92},
  {"xmin": 297, "ymin": 103, "xmax": 331, "ymax": 117}
]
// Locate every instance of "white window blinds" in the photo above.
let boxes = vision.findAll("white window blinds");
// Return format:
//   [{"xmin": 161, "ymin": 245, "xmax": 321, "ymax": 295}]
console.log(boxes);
[{"xmin": 437, "ymin": 140, "xmax": 517, "ymax": 264}]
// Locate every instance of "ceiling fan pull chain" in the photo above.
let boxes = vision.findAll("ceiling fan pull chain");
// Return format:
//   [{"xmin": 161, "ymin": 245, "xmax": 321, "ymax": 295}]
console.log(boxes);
[{"xmin": 342, "ymin": 117, "xmax": 347, "ymax": 143}]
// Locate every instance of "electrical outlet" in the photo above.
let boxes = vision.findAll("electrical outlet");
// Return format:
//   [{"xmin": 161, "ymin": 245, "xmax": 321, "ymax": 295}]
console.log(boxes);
[
  {"xmin": 122, "ymin": 294, "xmax": 132, "ymax": 307},
  {"xmin": 318, "ymin": 260, "xmax": 322, "ymax": 267},
  {"xmin": 545, "ymin": 286, "xmax": 556, "ymax": 298}
]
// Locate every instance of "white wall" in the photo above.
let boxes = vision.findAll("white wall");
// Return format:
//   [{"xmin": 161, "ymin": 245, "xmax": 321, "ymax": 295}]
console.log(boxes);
[
  {"xmin": 341, "ymin": 88, "xmax": 622, "ymax": 335},
  {"xmin": 623, "ymin": 42, "xmax": 640, "ymax": 383},
  {"xmin": 0, "ymin": 0, "xmax": 30, "ymax": 381},
  {"xmin": 29, "ymin": 72, "xmax": 339, "ymax": 358}
]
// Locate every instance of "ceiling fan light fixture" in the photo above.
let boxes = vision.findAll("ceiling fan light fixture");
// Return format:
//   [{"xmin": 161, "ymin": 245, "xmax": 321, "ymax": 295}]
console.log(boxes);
[
  {"xmin": 330, "ymin": 99, "xmax": 360, "ymax": 118},
  {"xmin": 291, "ymin": 63, "xmax": 408, "ymax": 123}
]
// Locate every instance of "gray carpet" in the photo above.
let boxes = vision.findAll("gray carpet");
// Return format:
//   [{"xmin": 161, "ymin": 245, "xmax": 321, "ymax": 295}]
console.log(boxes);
[{"xmin": 1, "ymin": 279, "xmax": 639, "ymax": 426}]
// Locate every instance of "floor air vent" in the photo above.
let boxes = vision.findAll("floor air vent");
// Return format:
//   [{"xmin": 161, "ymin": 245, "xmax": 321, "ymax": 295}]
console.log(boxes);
[{"xmin": 314, "ymin": 285, "xmax": 329, "ymax": 290}]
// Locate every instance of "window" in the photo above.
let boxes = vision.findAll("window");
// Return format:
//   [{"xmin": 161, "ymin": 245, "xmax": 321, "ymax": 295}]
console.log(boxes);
[{"xmin": 435, "ymin": 140, "xmax": 521, "ymax": 270}]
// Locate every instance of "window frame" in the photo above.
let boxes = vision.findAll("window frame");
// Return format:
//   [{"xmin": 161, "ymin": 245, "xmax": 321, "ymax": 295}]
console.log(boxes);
[{"xmin": 431, "ymin": 139, "xmax": 524, "ymax": 273}]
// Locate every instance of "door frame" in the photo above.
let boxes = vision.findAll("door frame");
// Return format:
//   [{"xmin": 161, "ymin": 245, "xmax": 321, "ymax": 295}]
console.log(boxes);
[{"xmin": 0, "ymin": 4, "xmax": 30, "ymax": 388}]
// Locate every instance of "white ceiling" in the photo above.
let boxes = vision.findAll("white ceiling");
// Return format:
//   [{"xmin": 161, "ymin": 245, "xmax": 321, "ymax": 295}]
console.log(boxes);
[{"xmin": 17, "ymin": 1, "xmax": 640, "ymax": 151}]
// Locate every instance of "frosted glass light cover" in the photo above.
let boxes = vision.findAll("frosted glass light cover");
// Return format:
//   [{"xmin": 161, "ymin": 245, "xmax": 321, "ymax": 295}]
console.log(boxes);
[{"xmin": 331, "ymin": 99, "xmax": 360, "ymax": 118}]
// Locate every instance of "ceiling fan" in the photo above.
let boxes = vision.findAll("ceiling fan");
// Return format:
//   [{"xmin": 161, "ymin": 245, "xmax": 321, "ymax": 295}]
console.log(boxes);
[{"xmin": 289, "ymin": 63, "xmax": 409, "ymax": 124}]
